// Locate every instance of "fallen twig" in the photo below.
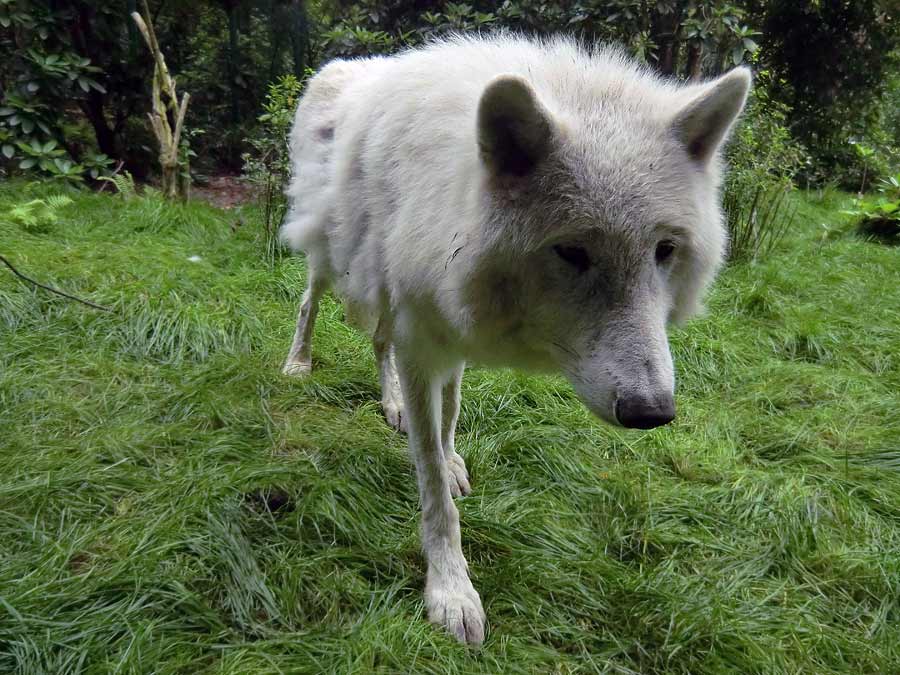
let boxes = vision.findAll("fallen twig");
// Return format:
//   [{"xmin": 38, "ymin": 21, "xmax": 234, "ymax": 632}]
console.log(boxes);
[
  {"xmin": 0, "ymin": 254, "xmax": 113, "ymax": 312},
  {"xmin": 97, "ymin": 160, "xmax": 126, "ymax": 193}
]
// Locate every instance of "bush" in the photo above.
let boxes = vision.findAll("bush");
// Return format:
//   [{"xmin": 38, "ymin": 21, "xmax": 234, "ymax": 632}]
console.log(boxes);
[
  {"xmin": 756, "ymin": 0, "xmax": 900, "ymax": 188},
  {"xmin": 5, "ymin": 194, "xmax": 73, "ymax": 233},
  {"xmin": 0, "ymin": 3, "xmax": 113, "ymax": 185},
  {"xmin": 241, "ymin": 72, "xmax": 309, "ymax": 264},
  {"xmin": 723, "ymin": 69, "xmax": 807, "ymax": 261},
  {"xmin": 843, "ymin": 173, "xmax": 900, "ymax": 245}
]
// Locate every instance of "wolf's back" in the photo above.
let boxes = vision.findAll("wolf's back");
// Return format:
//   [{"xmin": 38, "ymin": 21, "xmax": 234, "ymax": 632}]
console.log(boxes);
[{"xmin": 280, "ymin": 58, "xmax": 374, "ymax": 252}]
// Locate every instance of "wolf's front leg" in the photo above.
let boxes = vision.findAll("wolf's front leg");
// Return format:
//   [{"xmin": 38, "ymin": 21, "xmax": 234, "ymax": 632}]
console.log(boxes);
[{"xmin": 395, "ymin": 354, "xmax": 485, "ymax": 646}]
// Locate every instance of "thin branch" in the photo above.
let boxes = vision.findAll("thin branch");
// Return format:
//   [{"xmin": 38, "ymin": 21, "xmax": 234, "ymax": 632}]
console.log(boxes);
[
  {"xmin": 0, "ymin": 254, "xmax": 113, "ymax": 312},
  {"xmin": 97, "ymin": 160, "xmax": 126, "ymax": 193},
  {"xmin": 171, "ymin": 91, "xmax": 190, "ymax": 152}
]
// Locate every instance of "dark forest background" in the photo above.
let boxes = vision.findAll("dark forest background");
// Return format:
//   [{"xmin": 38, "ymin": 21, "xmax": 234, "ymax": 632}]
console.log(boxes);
[{"xmin": 0, "ymin": 1, "xmax": 897, "ymax": 192}]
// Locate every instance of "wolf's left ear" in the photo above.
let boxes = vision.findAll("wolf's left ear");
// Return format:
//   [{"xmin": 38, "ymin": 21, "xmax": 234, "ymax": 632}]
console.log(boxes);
[
  {"xmin": 672, "ymin": 67, "xmax": 751, "ymax": 164},
  {"xmin": 478, "ymin": 75, "xmax": 553, "ymax": 177}
]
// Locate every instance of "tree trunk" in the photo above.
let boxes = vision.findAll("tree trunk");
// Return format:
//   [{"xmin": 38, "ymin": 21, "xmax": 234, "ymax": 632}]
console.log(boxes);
[
  {"xmin": 179, "ymin": 156, "xmax": 191, "ymax": 201},
  {"xmin": 79, "ymin": 91, "xmax": 119, "ymax": 158},
  {"xmin": 161, "ymin": 163, "xmax": 178, "ymax": 200},
  {"xmin": 127, "ymin": 0, "xmax": 138, "ymax": 61},
  {"xmin": 686, "ymin": 43, "xmax": 703, "ymax": 80},
  {"xmin": 132, "ymin": 1, "xmax": 191, "ymax": 201},
  {"xmin": 224, "ymin": 1, "xmax": 241, "ymax": 124},
  {"xmin": 69, "ymin": 2, "xmax": 119, "ymax": 160},
  {"xmin": 651, "ymin": 3, "xmax": 686, "ymax": 77},
  {"xmin": 267, "ymin": 13, "xmax": 285, "ymax": 84},
  {"xmin": 290, "ymin": 0, "xmax": 309, "ymax": 79}
]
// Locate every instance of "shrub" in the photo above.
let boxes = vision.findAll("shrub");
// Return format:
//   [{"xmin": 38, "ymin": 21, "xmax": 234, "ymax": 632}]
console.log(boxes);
[
  {"xmin": 241, "ymin": 72, "xmax": 309, "ymax": 264},
  {"xmin": 5, "ymin": 194, "xmax": 73, "ymax": 233},
  {"xmin": 757, "ymin": 0, "xmax": 900, "ymax": 188},
  {"xmin": 723, "ymin": 179, "xmax": 797, "ymax": 262},
  {"xmin": 724, "ymin": 69, "xmax": 808, "ymax": 261},
  {"xmin": 0, "ymin": 3, "xmax": 112, "ymax": 185},
  {"xmin": 843, "ymin": 173, "xmax": 900, "ymax": 245}
]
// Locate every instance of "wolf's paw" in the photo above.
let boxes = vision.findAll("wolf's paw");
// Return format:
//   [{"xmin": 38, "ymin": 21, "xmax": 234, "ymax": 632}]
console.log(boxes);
[
  {"xmin": 382, "ymin": 395, "xmax": 407, "ymax": 433},
  {"xmin": 446, "ymin": 451, "xmax": 471, "ymax": 497},
  {"xmin": 282, "ymin": 360, "xmax": 312, "ymax": 377},
  {"xmin": 426, "ymin": 577, "xmax": 485, "ymax": 646}
]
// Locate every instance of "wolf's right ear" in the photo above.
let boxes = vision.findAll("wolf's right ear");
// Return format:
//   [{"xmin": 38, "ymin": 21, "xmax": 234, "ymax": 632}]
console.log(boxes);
[{"xmin": 478, "ymin": 75, "xmax": 553, "ymax": 177}]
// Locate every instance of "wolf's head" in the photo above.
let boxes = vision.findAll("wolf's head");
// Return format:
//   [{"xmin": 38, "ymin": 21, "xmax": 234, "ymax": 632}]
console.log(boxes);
[{"xmin": 472, "ymin": 61, "xmax": 750, "ymax": 429}]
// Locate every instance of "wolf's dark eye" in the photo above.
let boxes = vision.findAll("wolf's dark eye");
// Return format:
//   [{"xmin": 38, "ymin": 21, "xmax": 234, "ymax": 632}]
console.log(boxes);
[
  {"xmin": 554, "ymin": 245, "xmax": 591, "ymax": 273},
  {"xmin": 655, "ymin": 240, "xmax": 676, "ymax": 265}
]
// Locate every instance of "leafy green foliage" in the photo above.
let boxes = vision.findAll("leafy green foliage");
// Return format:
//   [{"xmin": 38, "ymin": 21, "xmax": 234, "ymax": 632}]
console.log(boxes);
[
  {"xmin": 1, "ymin": 0, "xmax": 893, "ymax": 191},
  {"xmin": 0, "ymin": 0, "xmax": 111, "ymax": 183},
  {"xmin": 241, "ymin": 72, "xmax": 308, "ymax": 264},
  {"xmin": 756, "ymin": 0, "xmax": 900, "ymax": 186},
  {"xmin": 317, "ymin": 0, "xmax": 761, "ymax": 76},
  {"xmin": 173, "ymin": 1, "xmax": 312, "ymax": 170},
  {"xmin": 3, "ymin": 193, "xmax": 72, "ymax": 233},
  {"xmin": 843, "ymin": 173, "xmax": 900, "ymax": 245},
  {"xmin": 97, "ymin": 171, "xmax": 138, "ymax": 200},
  {"xmin": 724, "ymin": 69, "xmax": 808, "ymax": 261},
  {"xmin": 4, "ymin": 136, "xmax": 111, "ymax": 185},
  {"xmin": 723, "ymin": 181, "xmax": 797, "ymax": 262}
]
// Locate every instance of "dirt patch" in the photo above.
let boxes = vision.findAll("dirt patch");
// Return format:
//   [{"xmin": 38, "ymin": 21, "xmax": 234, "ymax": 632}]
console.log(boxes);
[{"xmin": 193, "ymin": 174, "xmax": 255, "ymax": 209}]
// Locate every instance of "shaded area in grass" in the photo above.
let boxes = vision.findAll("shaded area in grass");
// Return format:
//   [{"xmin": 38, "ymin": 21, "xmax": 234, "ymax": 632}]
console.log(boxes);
[{"xmin": 1, "ymin": 184, "xmax": 898, "ymax": 673}]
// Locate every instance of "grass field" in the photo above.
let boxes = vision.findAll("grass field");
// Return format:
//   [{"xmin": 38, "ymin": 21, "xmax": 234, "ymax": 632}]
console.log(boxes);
[{"xmin": 1, "ymin": 181, "xmax": 898, "ymax": 674}]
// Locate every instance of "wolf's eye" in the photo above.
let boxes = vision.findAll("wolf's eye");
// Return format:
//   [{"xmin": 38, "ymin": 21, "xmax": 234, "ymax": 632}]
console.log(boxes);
[
  {"xmin": 554, "ymin": 245, "xmax": 591, "ymax": 273},
  {"xmin": 655, "ymin": 240, "xmax": 676, "ymax": 265}
]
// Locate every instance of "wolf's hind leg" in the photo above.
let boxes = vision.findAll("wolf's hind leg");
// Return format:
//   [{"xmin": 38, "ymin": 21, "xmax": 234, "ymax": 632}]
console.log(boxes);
[
  {"xmin": 373, "ymin": 317, "xmax": 406, "ymax": 433},
  {"xmin": 282, "ymin": 266, "xmax": 327, "ymax": 377},
  {"xmin": 441, "ymin": 364, "xmax": 470, "ymax": 497}
]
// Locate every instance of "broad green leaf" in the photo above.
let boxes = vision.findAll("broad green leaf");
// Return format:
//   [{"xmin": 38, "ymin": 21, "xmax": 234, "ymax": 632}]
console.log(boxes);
[
  {"xmin": 1, "ymin": 144, "xmax": 13, "ymax": 159},
  {"xmin": 21, "ymin": 119, "xmax": 34, "ymax": 133},
  {"xmin": 19, "ymin": 157, "xmax": 36, "ymax": 169},
  {"xmin": 43, "ymin": 140, "xmax": 57, "ymax": 152}
]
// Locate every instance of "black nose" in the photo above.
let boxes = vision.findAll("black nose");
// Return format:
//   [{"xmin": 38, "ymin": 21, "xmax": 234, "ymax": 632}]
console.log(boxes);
[{"xmin": 615, "ymin": 393, "xmax": 675, "ymax": 429}]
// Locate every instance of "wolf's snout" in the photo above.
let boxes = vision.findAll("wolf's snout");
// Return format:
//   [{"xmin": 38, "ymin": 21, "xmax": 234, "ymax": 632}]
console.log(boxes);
[{"xmin": 614, "ymin": 393, "xmax": 675, "ymax": 429}]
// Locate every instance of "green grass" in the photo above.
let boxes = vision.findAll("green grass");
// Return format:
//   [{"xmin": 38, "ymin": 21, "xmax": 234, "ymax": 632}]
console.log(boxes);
[{"xmin": 1, "ymin": 181, "xmax": 898, "ymax": 674}]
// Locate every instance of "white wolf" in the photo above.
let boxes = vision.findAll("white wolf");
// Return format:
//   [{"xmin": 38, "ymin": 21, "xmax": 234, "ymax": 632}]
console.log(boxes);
[{"xmin": 280, "ymin": 34, "xmax": 749, "ymax": 645}]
